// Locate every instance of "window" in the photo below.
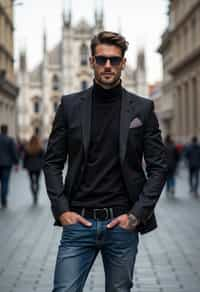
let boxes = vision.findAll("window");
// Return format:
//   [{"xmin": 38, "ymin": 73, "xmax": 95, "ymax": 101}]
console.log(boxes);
[
  {"xmin": 53, "ymin": 101, "xmax": 58, "ymax": 113},
  {"xmin": 81, "ymin": 80, "xmax": 88, "ymax": 90},
  {"xmin": 34, "ymin": 101, "xmax": 40, "ymax": 113},
  {"xmin": 52, "ymin": 75, "xmax": 60, "ymax": 91},
  {"xmin": 35, "ymin": 127, "xmax": 40, "ymax": 135},
  {"xmin": 80, "ymin": 44, "xmax": 88, "ymax": 66}
]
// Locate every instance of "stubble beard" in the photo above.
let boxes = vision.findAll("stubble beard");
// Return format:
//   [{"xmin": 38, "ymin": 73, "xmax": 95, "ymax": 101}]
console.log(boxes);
[{"xmin": 95, "ymin": 71, "xmax": 121, "ymax": 89}]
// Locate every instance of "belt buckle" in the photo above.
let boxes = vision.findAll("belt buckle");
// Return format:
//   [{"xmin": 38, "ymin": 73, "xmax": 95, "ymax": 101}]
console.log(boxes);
[{"xmin": 93, "ymin": 208, "xmax": 109, "ymax": 220}]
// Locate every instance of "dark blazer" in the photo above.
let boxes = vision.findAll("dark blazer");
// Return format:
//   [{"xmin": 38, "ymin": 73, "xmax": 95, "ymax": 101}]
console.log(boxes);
[
  {"xmin": 0, "ymin": 133, "xmax": 18, "ymax": 167},
  {"xmin": 184, "ymin": 143, "xmax": 200, "ymax": 169},
  {"xmin": 44, "ymin": 87, "xmax": 168, "ymax": 234}
]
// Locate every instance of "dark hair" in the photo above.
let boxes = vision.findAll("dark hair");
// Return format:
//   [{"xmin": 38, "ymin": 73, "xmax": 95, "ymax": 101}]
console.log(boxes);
[
  {"xmin": 1, "ymin": 124, "xmax": 8, "ymax": 134},
  {"xmin": 192, "ymin": 136, "xmax": 198, "ymax": 144},
  {"xmin": 165, "ymin": 134, "xmax": 172, "ymax": 144},
  {"xmin": 90, "ymin": 31, "xmax": 129, "ymax": 57},
  {"xmin": 25, "ymin": 134, "xmax": 43, "ymax": 155}
]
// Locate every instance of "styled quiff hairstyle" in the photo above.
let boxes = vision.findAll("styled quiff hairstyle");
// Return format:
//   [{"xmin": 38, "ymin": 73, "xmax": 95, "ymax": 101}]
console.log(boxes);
[{"xmin": 91, "ymin": 31, "xmax": 129, "ymax": 57}]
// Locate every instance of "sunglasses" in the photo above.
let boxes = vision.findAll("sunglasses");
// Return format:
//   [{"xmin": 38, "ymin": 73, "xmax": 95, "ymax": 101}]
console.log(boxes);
[{"xmin": 94, "ymin": 55, "xmax": 122, "ymax": 66}]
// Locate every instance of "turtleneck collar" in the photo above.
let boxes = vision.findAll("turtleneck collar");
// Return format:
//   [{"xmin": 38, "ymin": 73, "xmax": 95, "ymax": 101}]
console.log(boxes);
[{"xmin": 93, "ymin": 80, "xmax": 122, "ymax": 104}]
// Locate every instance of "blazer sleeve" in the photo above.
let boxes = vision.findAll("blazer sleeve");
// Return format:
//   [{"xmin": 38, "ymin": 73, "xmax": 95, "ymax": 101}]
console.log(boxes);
[
  {"xmin": 130, "ymin": 101, "xmax": 168, "ymax": 223},
  {"xmin": 43, "ymin": 97, "xmax": 70, "ymax": 221}
]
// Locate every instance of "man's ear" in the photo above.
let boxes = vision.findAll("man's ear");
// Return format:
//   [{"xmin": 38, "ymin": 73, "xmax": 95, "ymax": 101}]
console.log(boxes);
[
  {"xmin": 122, "ymin": 58, "xmax": 126, "ymax": 70},
  {"xmin": 89, "ymin": 56, "xmax": 95, "ymax": 69}
]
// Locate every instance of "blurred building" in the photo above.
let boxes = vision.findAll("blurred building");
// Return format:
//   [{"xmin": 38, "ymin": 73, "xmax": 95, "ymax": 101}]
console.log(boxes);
[
  {"xmin": 17, "ymin": 7, "xmax": 148, "ymax": 141},
  {"xmin": 159, "ymin": 0, "xmax": 200, "ymax": 143},
  {"xmin": 148, "ymin": 82, "xmax": 167, "ymax": 137},
  {"xmin": 0, "ymin": 0, "xmax": 19, "ymax": 137}
]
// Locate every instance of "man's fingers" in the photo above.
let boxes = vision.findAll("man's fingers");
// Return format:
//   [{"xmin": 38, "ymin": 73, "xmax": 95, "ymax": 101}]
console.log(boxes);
[
  {"xmin": 61, "ymin": 218, "xmax": 74, "ymax": 225},
  {"xmin": 78, "ymin": 215, "xmax": 92, "ymax": 227},
  {"xmin": 106, "ymin": 218, "xmax": 119, "ymax": 228}
]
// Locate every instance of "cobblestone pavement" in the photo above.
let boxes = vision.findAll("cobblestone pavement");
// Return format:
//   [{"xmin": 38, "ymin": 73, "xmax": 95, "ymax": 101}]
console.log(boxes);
[{"xmin": 0, "ymin": 166, "xmax": 200, "ymax": 292}]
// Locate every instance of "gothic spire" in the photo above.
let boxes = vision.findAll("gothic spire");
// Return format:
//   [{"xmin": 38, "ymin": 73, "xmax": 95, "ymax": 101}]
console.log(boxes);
[
  {"xmin": 63, "ymin": 0, "xmax": 72, "ymax": 27},
  {"xmin": 95, "ymin": 0, "xmax": 104, "ymax": 28},
  {"xmin": 43, "ymin": 26, "xmax": 47, "ymax": 55},
  {"xmin": 19, "ymin": 47, "xmax": 27, "ymax": 73}
]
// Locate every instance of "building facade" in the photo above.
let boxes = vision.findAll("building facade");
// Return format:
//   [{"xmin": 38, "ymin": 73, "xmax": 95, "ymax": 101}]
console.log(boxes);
[
  {"xmin": 159, "ymin": 0, "xmax": 200, "ymax": 143},
  {"xmin": 17, "ymin": 8, "xmax": 148, "ymax": 141},
  {"xmin": 148, "ymin": 82, "xmax": 166, "ymax": 137},
  {"xmin": 0, "ymin": 0, "xmax": 19, "ymax": 137}
]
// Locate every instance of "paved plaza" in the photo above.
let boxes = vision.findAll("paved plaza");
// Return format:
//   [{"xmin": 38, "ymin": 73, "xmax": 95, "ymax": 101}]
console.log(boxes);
[{"xmin": 0, "ymin": 166, "xmax": 200, "ymax": 292}]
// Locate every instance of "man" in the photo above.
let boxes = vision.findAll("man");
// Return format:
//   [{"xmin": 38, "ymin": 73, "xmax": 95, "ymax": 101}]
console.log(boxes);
[
  {"xmin": 184, "ymin": 136, "xmax": 200, "ymax": 197},
  {"xmin": 164, "ymin": 134, "xmax": 179, "ymax": 197},
  {"xmin": 0, "ymin": 124, "xmax": 18, "ymax": 208},
  {"xmin": 44, "ymin": 31, "xmax": 168, "ymax": 292}
]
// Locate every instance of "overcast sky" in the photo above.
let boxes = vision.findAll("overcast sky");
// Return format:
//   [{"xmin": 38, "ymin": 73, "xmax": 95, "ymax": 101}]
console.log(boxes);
[{"xmin": 14, "ymin": 0, "xmax": 169, "ymax": 84}]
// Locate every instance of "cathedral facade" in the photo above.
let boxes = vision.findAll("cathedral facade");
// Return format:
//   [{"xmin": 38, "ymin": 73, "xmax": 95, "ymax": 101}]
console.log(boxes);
[{"xmin": 17, "ymin": 9, "xmax": 147, "ymax": 141}]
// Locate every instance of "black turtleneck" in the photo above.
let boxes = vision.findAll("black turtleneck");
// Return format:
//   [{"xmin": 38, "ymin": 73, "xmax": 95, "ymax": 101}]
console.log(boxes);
[{"xmin": 70, "ymin": 81, "xmax": 130, "ymax": 209}]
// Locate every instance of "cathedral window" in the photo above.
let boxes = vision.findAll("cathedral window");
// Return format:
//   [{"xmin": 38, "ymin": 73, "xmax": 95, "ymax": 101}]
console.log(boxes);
[
  {"xmin": 53, "ymin": 101, "xmax": 58, "ymax": 113},
  {"xmin": 81, "ymin": 80, "xmax": 88, "ymax": 90},
  {"xmin": 33, "ymin": 98, "xmax": 41, "ymax": 113},
  {"xmin": 52, "ymin": 75, "xmax": 60, "ymax": 91},
  {"xmin": 34, "ymin": 101, "xmax": 39, "ymax": 113},
  {"xmin": 35, "ymin": 127, "xmax": 40, "ymax": 135},
  {"xmin": 80, "ymin": 44, "xmax": 88, "ymax": 66}
]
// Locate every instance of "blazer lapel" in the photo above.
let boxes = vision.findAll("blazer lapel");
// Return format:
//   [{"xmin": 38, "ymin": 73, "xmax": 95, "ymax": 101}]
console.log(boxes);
[
  {"xmin": 80, "ymin": 87, "xmax": 93, "ymax": 159},
  {"xmin": 120, "ymin": 89, "xmax": 137, "ymax": 163}
]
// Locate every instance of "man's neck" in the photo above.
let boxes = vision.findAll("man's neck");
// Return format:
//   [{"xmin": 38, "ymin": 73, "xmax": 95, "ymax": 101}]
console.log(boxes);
[{"xmin": 95, "ymin": 79, "xmax": 121, "ymax": 90}]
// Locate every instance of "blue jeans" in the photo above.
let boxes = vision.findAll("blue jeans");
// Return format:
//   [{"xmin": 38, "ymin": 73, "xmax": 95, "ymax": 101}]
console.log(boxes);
[
  {"xmin": 53, "ymin": 219, "xmax": 139, "ymax": 292},
  {"xmin": 166, "ymin": 174, "xmax": 175, "ymax": 193},
  {"xmin": 189, "ymin": 167, "xmax": 199, "ymax": 193}
]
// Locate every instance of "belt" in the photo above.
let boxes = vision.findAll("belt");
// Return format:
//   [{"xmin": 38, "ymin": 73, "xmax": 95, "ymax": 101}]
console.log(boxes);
[{"xmin": 70, "ymin": 207, "xmax": 129, "ymax": 220}]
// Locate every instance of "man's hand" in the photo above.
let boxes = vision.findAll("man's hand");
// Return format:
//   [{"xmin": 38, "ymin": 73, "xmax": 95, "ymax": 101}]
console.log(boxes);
[
  {"xmin": 106, "ymin": 213, "xmax": 140, "ymax": 230},
  {"xmin": 59, "ymin": 211, "xmax": 92, "ymax": 227}
]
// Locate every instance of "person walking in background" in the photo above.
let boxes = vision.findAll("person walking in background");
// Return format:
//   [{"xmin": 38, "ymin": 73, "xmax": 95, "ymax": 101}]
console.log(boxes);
[
  {"xmin": 23, "ymin": 134, "xmax": 44, "ymax": 205},
  {"xmin": 184, "ymin": 136, "xmax": 200, "ymax": 198},
  {"xmin": 44, "ymin": 31, "xmax": 167, "ymax": 292},
  {"xmin": 0, "ymin": 124, "xmax": 18, "ymax": 208},
  {"xmin": 16, "ymin": 137, "xmax": 25, "ymax": 163},
  {"xmin": 164, "ymin": 134, "xmax": 179, "ymax": 197}
]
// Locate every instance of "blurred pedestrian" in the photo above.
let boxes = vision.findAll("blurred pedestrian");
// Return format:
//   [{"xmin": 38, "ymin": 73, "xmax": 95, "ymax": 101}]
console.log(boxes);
[
  {"xmin": 44, "ymin": 31, "xmax": 167, "ymax": 292},
  {"xmin": 164, "ymin": 134, "xmax": 179, "ymax": 197},
  {"xmin": 16, "ymin": 136, "xmax": 25, "ymax": 162},
  {"xmin": 184, "ymin": 136, "xmax": 200, "ymax": 197},
  {"xmin": 23, "ymin": 134, "xmax": 44, "ymax": 205},
  {"xmin": 175, "ymin": 142, "xmax": 184, "ymax": 171},
  {"xmin": 175, "ymin": 142, "xmax": 184, "ymax": 161},
  {"xmin": 0, "ymin": 124, "xmax": 18, "ymax": 208}
]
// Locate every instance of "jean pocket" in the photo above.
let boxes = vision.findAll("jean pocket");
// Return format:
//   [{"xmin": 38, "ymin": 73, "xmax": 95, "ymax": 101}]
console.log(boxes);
[
  {"xmin": 63, "ymin": 222, "xmax": 79, "ymax": 228},
  {"xmin": 116, "ymin": 224, "xmax": 136, "ymax": 233}
]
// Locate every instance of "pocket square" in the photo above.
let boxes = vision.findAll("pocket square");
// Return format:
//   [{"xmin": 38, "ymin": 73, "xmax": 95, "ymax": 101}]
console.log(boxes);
[{"xmin": 129, "ymin": 117, "xmax": 143, "ymax": 128}]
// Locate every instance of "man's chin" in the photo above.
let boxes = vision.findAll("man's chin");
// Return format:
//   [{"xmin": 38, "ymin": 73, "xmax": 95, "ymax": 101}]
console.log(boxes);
[{"xmin": 100, "ymin": 77, "xmax": 118, "ymax": 86}]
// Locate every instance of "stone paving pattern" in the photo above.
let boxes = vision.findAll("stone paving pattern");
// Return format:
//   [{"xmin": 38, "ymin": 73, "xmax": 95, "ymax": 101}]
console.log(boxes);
[{"xmin": 0, "ymin": 165, "xmax": 200, "ymax": 292}]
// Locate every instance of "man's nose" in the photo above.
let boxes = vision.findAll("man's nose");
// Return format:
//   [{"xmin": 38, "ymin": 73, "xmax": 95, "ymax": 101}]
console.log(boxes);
[{"xmin": 104, "ymin": 58, "xmax": 111, "ymax": 67}]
